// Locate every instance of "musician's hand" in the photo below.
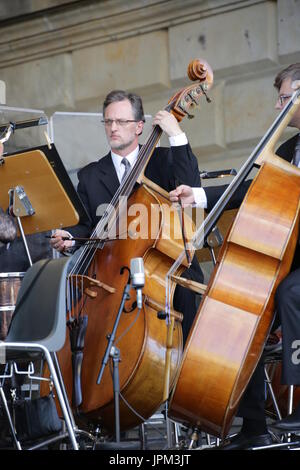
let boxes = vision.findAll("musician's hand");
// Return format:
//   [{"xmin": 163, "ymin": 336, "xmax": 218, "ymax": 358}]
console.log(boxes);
[
  {"xmin": 169, "ymin": 185, "xmax": 195, "ymax": 207},
  {"xmin": 50, "ymin": 229, "xmax": 73, "ymax": 253},
  {"xmin": 152, "ymin": 110, "xmax": 182, "ymax": 137}
]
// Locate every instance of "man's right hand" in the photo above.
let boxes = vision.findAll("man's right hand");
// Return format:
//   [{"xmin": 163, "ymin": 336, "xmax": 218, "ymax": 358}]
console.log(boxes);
[
  {"xmin": 169, "ymin": 185, "xmax": 195, "ymax": 207},
  {"xmin": 50, "ymin": 229, "xmax": 73, "ymax": 253}
]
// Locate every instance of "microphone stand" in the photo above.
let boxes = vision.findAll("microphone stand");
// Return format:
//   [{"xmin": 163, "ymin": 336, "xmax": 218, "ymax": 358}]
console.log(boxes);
[{"xmin": 96, "ymin": 266, "xmax": 131, "ymax": 444}]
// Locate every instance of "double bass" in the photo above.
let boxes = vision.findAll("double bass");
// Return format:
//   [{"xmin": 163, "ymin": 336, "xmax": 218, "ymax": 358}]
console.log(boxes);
[
  {"xmin": 57, "ymin": 59, "xmax": 213, "ymax": 431},
  {"xmin": 168, "ymin": 83, "xmax": 300, "ymax": 438}
]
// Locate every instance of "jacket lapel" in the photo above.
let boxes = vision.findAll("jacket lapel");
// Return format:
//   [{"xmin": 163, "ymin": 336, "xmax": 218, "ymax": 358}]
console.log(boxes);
[{"xmin": 96, "ymin": 152, "xmax": 120, "ymax": 198}]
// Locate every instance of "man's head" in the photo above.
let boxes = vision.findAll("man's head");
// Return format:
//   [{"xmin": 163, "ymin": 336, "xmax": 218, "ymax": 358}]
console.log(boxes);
[
  {"xmin": 102, "ymin": 90, "xmax": 145, "ymax": 155},
  {"xmin": 274, "ymin": 63, "xmax": 300, "ymax": 129}
]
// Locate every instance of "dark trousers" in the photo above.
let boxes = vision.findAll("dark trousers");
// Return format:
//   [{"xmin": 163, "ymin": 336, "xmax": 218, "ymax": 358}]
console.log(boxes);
[
  {"xmin": 173, "ymin": 258, "xmax": 203, "ymax": 345},
  {"xmin": 238, "ymin": 266, "xmax": 300, "ymax": 419},
  {"xmin": 173, "ymin": 284, "xmax": 198, "ymax": 345}
]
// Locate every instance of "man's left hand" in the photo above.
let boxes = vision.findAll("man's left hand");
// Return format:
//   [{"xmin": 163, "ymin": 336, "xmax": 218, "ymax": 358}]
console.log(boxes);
[{"xmin": 153, "ymin": 110, "xmax": 182, "ymax": 137}]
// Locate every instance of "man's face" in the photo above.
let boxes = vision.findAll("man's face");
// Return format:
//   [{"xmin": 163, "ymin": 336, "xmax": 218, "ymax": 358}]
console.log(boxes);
[
  {"xmin": 275, "ymin": 77, "xmax": 300, "ymax": 129},
  {"xmin": 104, "ymin": 99, "xmax": 144, "ymax": 154}
]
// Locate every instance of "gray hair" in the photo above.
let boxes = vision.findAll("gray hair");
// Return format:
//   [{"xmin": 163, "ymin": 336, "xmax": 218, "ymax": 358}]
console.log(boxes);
[
  {"xmin": 103, "ymin": 90, "xmax": 145, "ymax": 122},
  {"xmin": 274, "ymin": 63, "xmax": 300, "ymax": 90}
]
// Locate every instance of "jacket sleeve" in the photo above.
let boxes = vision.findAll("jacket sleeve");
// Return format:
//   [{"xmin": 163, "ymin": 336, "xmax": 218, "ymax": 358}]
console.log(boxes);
[
  {"xmin": 145, "ymin": 143, "xmax": 201, "ymax": 191},
  {"xmin": 204, "ymin": 180, "xmax": 252, "ymax": 213},
  {"xmin": 169, "ymin": 143, "xmax": 202, "ymax": 189}
]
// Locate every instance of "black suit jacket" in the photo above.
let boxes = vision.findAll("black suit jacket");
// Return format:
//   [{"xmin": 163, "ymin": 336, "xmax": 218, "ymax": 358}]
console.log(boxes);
[
  {"xmin": 275, "ymin": 133, "xmax": 298, "ymax": 163},
  {"xmin": 69, "ymin": 144, "xmax": 201, "ymax": 238}
]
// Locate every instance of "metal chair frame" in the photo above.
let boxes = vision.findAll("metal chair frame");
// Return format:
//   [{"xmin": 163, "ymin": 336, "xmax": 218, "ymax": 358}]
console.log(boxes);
[
  {"xmin": 0, "ymin": 258, "xmax": 80, "ymax": 450},
  {"xmin": 0, "ymin": 345, "xmax": 79, "ymax": 449}
]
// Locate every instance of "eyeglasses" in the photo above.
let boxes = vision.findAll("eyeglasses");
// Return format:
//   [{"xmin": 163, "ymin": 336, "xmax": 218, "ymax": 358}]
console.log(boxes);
[
  {"xmin": 101, "ymin": 119, "xmax": 138, "ymax": 127},
  {"xmin": 278, "ymin": 94, "xmax": 293, "ymax": 106}
]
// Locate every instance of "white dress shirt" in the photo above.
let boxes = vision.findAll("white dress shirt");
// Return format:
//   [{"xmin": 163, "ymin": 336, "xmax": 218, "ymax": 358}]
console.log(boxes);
[{"xmin": 192, "ymin": 187, "xmax": 208, "ymax": 208}]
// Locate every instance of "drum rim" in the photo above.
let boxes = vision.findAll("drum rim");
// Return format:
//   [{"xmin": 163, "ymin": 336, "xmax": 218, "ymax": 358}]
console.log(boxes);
[{"xmin": 0, "ymin": 272, "xmax": 25, "ymax": 278}]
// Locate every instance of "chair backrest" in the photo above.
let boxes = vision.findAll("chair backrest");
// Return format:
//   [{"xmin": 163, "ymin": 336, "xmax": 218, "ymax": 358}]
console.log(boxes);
[{"xmin": 5, "ymin": 257, "xmax": 71, "ymax": 352}]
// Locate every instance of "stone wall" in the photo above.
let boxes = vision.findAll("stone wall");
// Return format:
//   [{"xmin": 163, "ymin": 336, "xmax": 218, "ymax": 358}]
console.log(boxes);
[
  {"xmin": 0, "ymin": 80, "xmax": 5, "ymax": 103},
  {"xmin": 0, "ymin": 0, "xmax": 299, "ymax": 175}
]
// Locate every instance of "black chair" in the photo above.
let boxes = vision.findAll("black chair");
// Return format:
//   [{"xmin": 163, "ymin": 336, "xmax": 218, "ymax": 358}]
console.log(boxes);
[{"xmin": 0, "ymin": 257, "xmax": 79, "ymax": 450}]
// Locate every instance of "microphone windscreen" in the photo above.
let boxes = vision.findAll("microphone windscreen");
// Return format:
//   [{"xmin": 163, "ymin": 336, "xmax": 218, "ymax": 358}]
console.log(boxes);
[{"xmin": 130, "ymin": 257, "xmax": 145, "ymax": 288}]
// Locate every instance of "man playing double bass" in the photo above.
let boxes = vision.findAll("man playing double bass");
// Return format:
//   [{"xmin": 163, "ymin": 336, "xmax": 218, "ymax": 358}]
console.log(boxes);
[
  {"xmin": 170, "ymin": 63, "xmax": 300, "ymax": 450},
  {"xmin": 51, "ymin": 89, "xmax": 252, "ymax": 344},
  {"xmin": 50, "ymin": 89, "xmax": 204, "ymax": 343}
]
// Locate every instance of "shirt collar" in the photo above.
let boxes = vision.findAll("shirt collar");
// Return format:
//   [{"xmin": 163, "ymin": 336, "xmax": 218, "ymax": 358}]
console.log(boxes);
[{"xmin": 111, "ymin": 146, "xmax": 139, "ymax": 171}]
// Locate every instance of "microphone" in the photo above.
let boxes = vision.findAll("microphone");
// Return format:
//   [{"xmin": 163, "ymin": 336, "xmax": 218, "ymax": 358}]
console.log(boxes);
[{"xmin": 130, "ymin": 258, "xmax": 145, "ymax": 309}]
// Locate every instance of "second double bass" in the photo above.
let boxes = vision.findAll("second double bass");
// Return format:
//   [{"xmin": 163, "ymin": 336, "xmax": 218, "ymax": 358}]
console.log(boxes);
[{"xmin": 168, "ymin": 84, "xmax": 300, "ymax": 438}]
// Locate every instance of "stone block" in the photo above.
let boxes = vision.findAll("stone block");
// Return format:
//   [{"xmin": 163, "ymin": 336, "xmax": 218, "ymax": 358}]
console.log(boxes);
[
  {"xmin": 0, "ymin": 0, "xmax": 75, "ymax": 21},
  {"xmin": 73, "ymin": 31, "xmax": 169, "ymax": 105},
  {"xmin": 0, "ymin": 80, "xmax": 5, "ymax": 103},
  {"xmin": 277, "ymin": 0, "xmax": 300, "ymax": 62},
  {"xmin": 224, "ymin": 73, "xmax": 279, "ymax": 147},
  {"xmin": 1, "ymin": 53, "xmax": 74, "ymax": 109},
  {"xmin": 180, "ymin": 81, "xmax": 226, "ymax": 155},
  {"xmin": 169, "ymin": 1, "xmax": 277, "ymax": 82}
]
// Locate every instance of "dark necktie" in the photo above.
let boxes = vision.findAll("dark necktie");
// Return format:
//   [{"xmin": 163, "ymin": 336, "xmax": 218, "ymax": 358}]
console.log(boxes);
[
  {"xmin": 121, "ymin": 157, "xmax": 131, "ymax": 182},
  {"xmin": 293, "ymin": 134, "xmax": 300, "ymax": 167}
]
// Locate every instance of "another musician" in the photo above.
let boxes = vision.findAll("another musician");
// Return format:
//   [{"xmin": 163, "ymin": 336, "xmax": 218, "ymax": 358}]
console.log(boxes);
[{"xmin": 169, "ymin": 63, "xmax": 300, "ymax": 450}]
